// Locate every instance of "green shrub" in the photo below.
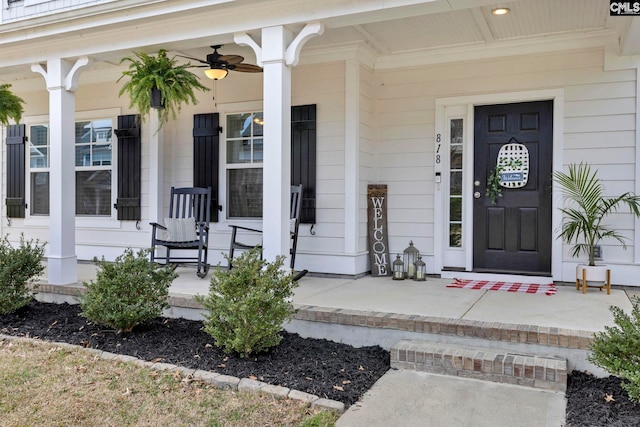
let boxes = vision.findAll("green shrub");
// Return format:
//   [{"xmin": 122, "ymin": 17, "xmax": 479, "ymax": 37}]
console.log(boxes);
[
  {"xmin": 195, "ymin": 248, "xmax": 298, "ymax": 357},
  {"xmin": 589, "ymin": 296, "xmax": 640, "ymax": 402},
  {"xmin": 79, "ymin": 248, "xmax": 178, "ymax": 332},
  {"xmin": 0, "ymin": 234, "xmax": 45, "ymax": 315}
]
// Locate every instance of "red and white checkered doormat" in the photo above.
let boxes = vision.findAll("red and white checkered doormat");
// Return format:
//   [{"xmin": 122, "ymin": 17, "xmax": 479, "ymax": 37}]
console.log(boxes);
[{"xmin": 447, "ymin": 278, "xmax": 557, "ymax": 296}]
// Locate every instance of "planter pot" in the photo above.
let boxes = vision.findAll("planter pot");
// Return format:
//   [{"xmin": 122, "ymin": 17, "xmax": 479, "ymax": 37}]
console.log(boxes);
[
  {"xmin": 150, "ymin": 86, "xmax": 165, "ymax": 110},
  {"xmin": 575, "ymin": 264, "xmax": 611, "ymax": 295}
]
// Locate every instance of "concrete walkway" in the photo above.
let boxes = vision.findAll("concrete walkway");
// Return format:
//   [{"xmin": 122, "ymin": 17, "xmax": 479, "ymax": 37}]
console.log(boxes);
[{"xmin": 336, "ymin": 369, "xmax": 566, "ymax": 427}]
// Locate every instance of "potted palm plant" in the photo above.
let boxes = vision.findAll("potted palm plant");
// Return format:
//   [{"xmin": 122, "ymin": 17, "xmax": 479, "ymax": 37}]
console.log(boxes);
[
  {"xmin": 117, "ymin": 49, "xmax": 209, "ymax": 129},
  {"xmin": 554, "ymin": 162, "xmax": 640, "ymax": 290},
  {"xmin": 0, "ymin": 83, "xmax": 25, "ymax": 126}
]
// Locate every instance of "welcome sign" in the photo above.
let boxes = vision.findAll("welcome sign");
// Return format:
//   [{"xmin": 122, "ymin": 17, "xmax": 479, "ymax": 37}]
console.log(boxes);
[{"xmin": 367, "ymin": 184, "xmax": 391, "ymax": 277}]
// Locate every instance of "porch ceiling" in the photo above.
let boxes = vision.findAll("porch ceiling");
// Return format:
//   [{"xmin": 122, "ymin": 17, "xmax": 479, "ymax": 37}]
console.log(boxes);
[{"xmin": 0, "ymin": 0, "xmax": 633, "ymax": 84}]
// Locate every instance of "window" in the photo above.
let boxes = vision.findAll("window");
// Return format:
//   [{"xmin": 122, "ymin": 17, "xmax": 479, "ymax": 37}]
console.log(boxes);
[
  {"xmin": 75, "ymin": 120, "xmax": 113, "ymax": 216},
  {"xmin": 29, "ymin": 124, "xmax": 50, "ymax": 215},
  {"xmin": 27, "ymin": 118, "xmax": 114, "ymax": 217},
  {"xmin": 448, "ymin": 118, "xmax": 463, "ymax": 248},
  {"xmin": 225, "ymin": 112, "xmax": 263, "ymax": 218}
]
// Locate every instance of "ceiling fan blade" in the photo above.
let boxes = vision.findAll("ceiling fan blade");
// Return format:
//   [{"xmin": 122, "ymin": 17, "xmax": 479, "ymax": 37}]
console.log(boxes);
[
  {"xmin": 176, "ymin": 54, "xmax": 209, "ymax": 65},
  {"xmin": 230, "ymin": 63, "xmax": 263, "ymax": 73},
  {"xmin": 218, "ymin": 54, "xmax": 244, "ymax": 65}
]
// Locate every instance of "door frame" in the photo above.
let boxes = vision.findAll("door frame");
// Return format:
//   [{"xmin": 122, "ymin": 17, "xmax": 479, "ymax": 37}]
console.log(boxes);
[{"xmin": 434, "ymin": 89, "xmax": 564, "ymax": 282}]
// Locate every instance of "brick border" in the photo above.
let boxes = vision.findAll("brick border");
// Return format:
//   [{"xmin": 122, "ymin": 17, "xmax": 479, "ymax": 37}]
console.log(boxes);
[{"xmin": 292, "ymin": 305, "xmax": 595, "ymax": 350}]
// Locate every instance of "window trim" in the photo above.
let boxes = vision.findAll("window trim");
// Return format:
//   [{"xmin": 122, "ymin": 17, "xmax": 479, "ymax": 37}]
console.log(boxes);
[{"xmin": 23, "ymin": 108, "xmax": 121, "ymax": 228}]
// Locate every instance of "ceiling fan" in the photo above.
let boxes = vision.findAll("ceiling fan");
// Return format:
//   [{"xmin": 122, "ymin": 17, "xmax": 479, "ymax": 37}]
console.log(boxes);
[{"xmin": 178, "ymin": 45, "xmax": 262, "ymax": 80}]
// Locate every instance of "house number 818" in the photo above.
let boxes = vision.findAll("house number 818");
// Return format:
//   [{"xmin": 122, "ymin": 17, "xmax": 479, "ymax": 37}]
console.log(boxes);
[{"xmin": 435, "ymin": 134, "xmax": 441, "ymax": 164}]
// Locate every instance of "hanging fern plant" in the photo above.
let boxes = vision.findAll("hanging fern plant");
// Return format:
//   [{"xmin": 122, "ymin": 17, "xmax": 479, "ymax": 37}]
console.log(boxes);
[
  {"xmin": 117, "ymin": 49, "xmax": 209, "ymax": 129},
  {"xmin": 0, "ymin": 83, "xmax": 25, "ymax": 126},
  {"xmin": 485, "ymin": 158, "xmax": 523, "ymax": 205}
]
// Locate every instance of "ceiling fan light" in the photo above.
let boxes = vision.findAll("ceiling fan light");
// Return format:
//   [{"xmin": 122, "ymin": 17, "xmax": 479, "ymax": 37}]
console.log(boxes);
[
  {"xmin": 204, "ymin": 67, "xmax": 228, "ymax": 80},
  {"xmin": 491, "ymin": 7, "xmax": 510, "ymax": 15}
]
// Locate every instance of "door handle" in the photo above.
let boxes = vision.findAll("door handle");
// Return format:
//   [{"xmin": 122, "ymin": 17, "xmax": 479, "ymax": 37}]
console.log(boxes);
[{"xmin": 474, "ymin": 191, "xmax": 481, "ymax": 199}]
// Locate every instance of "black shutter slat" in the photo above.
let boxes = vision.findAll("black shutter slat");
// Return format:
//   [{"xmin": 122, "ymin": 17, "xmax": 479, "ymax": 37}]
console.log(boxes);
[
  {"xmin": 115, "ymin": 114, "xmax": 141, "ymax": 220},
  {"xmin": 6, "ymin": 124, "xmax": 26, "ymax": 218},
  {"xmin": 291, "ymin": 104, "xmax": 316, "ymax": 224},
  {"xmin": 193, "ymin": 113, "xmax": 219, "ymax": 222}
]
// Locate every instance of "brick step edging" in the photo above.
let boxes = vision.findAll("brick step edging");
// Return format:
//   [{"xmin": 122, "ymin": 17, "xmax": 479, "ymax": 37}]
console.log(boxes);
[
  {"xmin": 293, "ymin": 305, "xmax": 593, "ymax": 351},
  {"xmin": 391, "ymin": 339, "xmax": 567, "ymax": 392}
]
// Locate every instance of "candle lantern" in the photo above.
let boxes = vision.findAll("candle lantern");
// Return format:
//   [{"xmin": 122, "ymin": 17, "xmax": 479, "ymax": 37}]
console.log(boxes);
[
  {"xmin": 414, "ymin": 255, "xmax": 426, "ymax": 281},
  {"xmin": 392, "ymin": 254, "xmax": 405, "ymax": 280},
  {"xmin": 403, "ymin": 241, "xmax": 419, "ymax": 279}
]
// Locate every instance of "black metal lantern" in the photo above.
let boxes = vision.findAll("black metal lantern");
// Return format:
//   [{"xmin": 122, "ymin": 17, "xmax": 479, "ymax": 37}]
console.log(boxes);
[
  {"xmin": 392, "ymin": 254, "xmax": 404, "ymax": 280},
  {"xmin": 414, "ymin": 255, "xmax": 426, "ymax": 281},
  {"xmin": 403, "ymin": 241, "xmax": 419, "ymax": 279}
]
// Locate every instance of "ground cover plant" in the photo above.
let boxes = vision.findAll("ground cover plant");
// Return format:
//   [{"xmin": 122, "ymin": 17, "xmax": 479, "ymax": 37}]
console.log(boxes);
[{"xmin": 0, "ymin": 338, "xmax": 337, "ymax": 427}]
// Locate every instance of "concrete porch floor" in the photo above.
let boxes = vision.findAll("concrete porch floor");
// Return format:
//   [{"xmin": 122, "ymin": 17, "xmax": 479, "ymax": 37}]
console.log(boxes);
[{"xmin": 41, "ymin": 261, "xmax": 638, "ymax": 333}]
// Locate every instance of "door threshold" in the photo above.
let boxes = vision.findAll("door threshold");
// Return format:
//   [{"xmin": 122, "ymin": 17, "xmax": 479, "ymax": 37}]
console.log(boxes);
[{"xmin": 440, "ymin": 270, "xmax": 553, "ymax": 284}]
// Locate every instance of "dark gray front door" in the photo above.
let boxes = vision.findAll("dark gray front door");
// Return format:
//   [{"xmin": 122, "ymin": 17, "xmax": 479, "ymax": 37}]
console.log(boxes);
[{"xmin": 473, "ymin": 101, "xmax": 553, "ymax": 275}]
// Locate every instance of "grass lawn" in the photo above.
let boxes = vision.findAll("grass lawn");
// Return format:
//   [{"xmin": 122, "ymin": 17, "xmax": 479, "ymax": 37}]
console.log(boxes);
[{"xmin": 0, "ymin": 338, "xmax": 338, "ymax": 427}]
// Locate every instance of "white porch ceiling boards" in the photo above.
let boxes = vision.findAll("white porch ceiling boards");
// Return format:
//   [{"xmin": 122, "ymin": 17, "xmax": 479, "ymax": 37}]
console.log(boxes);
[{"xmin": 0, "ymin": 0, "xmax": 635, "ymax": 85}]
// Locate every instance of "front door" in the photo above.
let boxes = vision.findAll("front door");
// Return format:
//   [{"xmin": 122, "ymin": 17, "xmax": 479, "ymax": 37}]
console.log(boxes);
[{"xmin": 473, "ymin": 101, "xmax": 553, "ymax": 275}]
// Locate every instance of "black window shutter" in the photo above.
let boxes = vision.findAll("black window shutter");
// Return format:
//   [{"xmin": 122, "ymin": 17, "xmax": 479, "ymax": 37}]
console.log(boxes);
[
  {"xmin": 6, "ymin": 124, "xmax": 26, "ymax": 218},
  {"xmin": 114, "ymin": 114, "xmax": 141, "ymax": 220},
  {"xmin": 193, "ymin": 113, "xmax": 220, "ymax": 222},
  {"xmin": 291, "ymin": 104, "xmax": 316, "ymax": 224}
]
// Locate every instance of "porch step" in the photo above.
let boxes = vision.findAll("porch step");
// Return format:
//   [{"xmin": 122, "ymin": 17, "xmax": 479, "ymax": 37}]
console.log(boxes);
[{"xmin": 390, "ymin": 339, "xmax": 567, "ymax": 392}]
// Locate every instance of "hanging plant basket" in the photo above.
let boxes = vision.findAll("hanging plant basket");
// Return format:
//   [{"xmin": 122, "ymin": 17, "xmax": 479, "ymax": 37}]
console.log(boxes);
[{"xmin": 150, "ymin": 86, "xmax": 165, "ymax": 110}]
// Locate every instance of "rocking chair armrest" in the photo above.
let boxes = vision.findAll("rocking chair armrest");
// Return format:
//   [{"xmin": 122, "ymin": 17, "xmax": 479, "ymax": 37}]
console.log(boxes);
[
  {"xmin": 229, "ymin": 224, "xmax": 263, "ymax": 234},
  {"xmin": 150, "ymin": 222, "xmax": 167, "ymax": 231},
  {"xmin": 196, "ymin": 222, "xmax": 209, "ymax": 232}
]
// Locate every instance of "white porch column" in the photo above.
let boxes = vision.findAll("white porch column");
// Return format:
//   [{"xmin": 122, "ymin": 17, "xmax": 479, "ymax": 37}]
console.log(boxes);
[
  {"xmin": 236, "ymin": 23, "xmax": 323, "ymax": 266},
  {"xmin": 31, "ymin": 57, "xmax": 88, "ymax": 285},
  {"xmin": 344, "ymin": 59, "xmax": 360, "ymax": 257},
  {"xmin": 148, "ymin": 112, "xmax": 164, "ymax": 225},
  {"xmin": 261, "ymin": 25, "xmax": 293, "ymax": 264}
]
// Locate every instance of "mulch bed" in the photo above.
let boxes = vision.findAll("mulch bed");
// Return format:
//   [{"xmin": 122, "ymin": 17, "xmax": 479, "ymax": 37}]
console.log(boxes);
[
  {"xmin": 0, "ymin": 302, "xmax": 389, "ymax": 407},
  {"xmin": 2, "ymin": 301, "xmax": 640, "ymax": 423},
  {"xmin": 566, "ymin": 371, "xmax": 640, "ymax": 427}
]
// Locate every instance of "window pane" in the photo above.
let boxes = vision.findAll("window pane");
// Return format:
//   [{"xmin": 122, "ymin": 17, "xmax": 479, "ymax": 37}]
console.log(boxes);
[
  {"xmin": 76, "ymin": 145, "xmax": 91, "ymax": 167},
  {"xmin": 30, "ymin": 125, "xmax": 48, "ymax": 146},
  {"xmin": 450, "ymin": 171, "xmax": 462, "ymax": 195},
  {"xmin": 227, "ymin": 113, "xmax": 253, "ymax": 138},
  {"xmin": 76, "ymin": 121, "xmax": 91, "ymax": 143},
  {"xmin": 449, "ymin": 224, "xmax": 462, "ymax": 248},
  {"xmin": 76, "ymin": 170, "xmax": 112, "ymax": 216},
  {"xmin": 227, "ymin": 140, "xmax": 252, "ymax": 163},
  {"xmin": 450, "ymin": 118, "xmax": 463, "ymax": 144},
  {"xmin": 30, "ymin": 147, "xmax": 48, "ymax": 168},
  {"xmin": 253, "ymin": 139, "xmax": 263, "ymax": 162},
  {"xmin": 30, "ymin": 172, "xmax": 50, "ymax": 215},
  {"xmin": 450, "ymin": 144, "xmax": 463, "ymax": 169},
  {"xmin": 93, "ymin": 144, "xmax": 112, "ymax": 166},
  {"xmin": 450, "ymin": 197, "xmax": 462, "ymax": 222},
  {"xmin": 252, "ymin": 113, "xmax": 263, "ymax": 136},
  {"xmin": 228, "ymin": 168, "xmax": 263, "ymax": 218}
]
